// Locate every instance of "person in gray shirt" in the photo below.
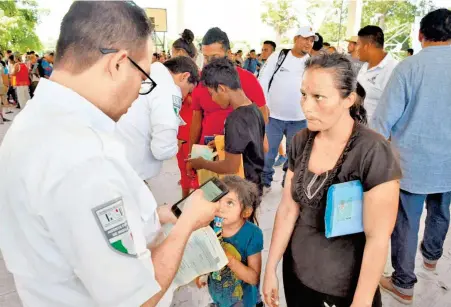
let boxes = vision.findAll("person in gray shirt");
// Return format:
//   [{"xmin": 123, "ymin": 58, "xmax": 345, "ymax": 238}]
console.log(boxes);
[{"xmin": 373, "ymin": 8, "xmax": 451, "ymax": 305}]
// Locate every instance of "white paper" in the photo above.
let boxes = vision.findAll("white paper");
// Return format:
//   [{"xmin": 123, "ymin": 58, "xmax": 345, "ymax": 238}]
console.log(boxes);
[
  {"xmin": 191, "ymin": 144, "xmax": 217, "ymax": 161},
  {"xmin": 161, "ymin": 224, "xmax": 228, "ymax": 287}
]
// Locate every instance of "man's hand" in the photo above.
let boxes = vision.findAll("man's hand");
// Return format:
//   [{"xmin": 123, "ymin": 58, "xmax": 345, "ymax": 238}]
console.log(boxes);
[
  {"xmin": 187, "ymin": 157, "xmax": 206, "ymax": 170},
  {"xmin": 207, "ymin": 140, "xmax": 216, "ymax": 150},
  {"xmin": 179, "ymin": 189, "xmax": 219, "ymax": 231},
  {"xmin": 186, "ymin": 161, "xmax": 196, "ymax": 178}
]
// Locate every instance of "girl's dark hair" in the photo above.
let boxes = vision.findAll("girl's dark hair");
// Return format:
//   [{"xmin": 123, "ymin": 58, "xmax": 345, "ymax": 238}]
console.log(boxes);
[
  {"xmin": 304, "ymin": 53, "xmax": 368, "ymax": 124},
  {"xmin": 173, "ymin": 29, "xmax": 197, "ymax": 59},
  {"xmin": 163, "ymin": 56, "xmax": 200, "ymax": 85},
  {"xmin": 221, "ymin": 176, "xmax": 261, "ymax": 225}
]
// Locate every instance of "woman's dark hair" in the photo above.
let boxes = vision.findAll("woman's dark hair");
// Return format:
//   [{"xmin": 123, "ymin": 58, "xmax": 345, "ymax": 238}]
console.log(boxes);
[
  {"xmin": 304, "ymin": 53, "xmax": 367, "ymax": 124},
  {"xmin": 221, "ymin": 176, "xmax": 261, "ymax": 225},
  {"xmin": 172, "ymin": 29, "xmax": 197, "ymax": 59},
  {"xmin": 420, "ymin": 8, "xmax": 451, "ymax": 42},
  {"xmin": 201, "ymin": 58, "xmax": 241, "ymax": 90},
  {"xmin": 163, "ymin": 56, "xmax": 200, "ymax": 85}
]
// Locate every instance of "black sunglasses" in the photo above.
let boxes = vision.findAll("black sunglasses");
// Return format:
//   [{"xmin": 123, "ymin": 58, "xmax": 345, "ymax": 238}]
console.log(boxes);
[{"xmin": 99, "ymin": 48, "xmax": 157, "ymax": 95}]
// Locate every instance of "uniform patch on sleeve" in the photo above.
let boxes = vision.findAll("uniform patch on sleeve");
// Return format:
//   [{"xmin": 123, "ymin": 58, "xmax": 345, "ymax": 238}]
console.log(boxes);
[
  {"xmin": 92, "ymin": 198, "xmax": 137, "ymax": 258},
  {"xmin": 172, "ymin": 95, "xmax": 186, "ymax": 126}
]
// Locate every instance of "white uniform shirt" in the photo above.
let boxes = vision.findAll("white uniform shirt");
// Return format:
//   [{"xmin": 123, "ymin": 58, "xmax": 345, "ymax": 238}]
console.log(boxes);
[
  {"xmin": 357, "ymin": 53, "xmax": 398, "ymax": 120},
  {"xmin": 258, "ymin": 50, "xmax": 309, "ymax": 121},
  {"xmin": 0, "ymin": 79, "xmax": 163, "ymax": 307},
  {"xmin": 116, "ymin": 62, "xmax": 181, "ymax": 181}
]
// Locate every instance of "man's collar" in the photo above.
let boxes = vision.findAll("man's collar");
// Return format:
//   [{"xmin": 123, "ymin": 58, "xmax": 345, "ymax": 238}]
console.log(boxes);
[{"xmin": 34, "ymin": 78, "xmax": 116, "ymax": 133}]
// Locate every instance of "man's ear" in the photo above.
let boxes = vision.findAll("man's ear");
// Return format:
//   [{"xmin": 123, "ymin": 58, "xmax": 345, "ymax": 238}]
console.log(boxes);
[
  {"xmin": 181, "ymin": 72, "xmax": 191, "ymax": 82},
  {"xmin": 107, "ymin": 50, "xmax": 128, "ymax": 80},
  {"xmin": 218, "ymin": 84, "xmax": 227, "ymax": 93}
]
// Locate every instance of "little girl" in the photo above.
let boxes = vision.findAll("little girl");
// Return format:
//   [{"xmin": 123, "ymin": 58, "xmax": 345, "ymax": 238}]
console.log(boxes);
[{"xmin": 198, "ymin": 175, "xmax": 264, "ymax": 307}]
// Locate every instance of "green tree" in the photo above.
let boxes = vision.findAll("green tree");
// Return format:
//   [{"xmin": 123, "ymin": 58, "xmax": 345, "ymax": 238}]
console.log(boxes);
[
  {"xmin": 306, "ymin": 0, "xmax": 348, "ymax": 44},
  {"xmin": 0, "ymin": 0, "xmax": 45, "ymax": 52},
  {"xmin": 261, "ymin": 0, "xmax": 298, "ymax": 44}
]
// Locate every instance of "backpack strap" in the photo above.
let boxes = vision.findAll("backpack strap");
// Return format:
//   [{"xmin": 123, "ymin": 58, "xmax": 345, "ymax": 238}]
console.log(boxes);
[{"xmin": 268, "ymin": 49, "xmax": 290, "ymax": 91}]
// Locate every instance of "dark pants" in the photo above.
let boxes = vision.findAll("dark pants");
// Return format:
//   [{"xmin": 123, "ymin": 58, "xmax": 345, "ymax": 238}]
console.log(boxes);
[
  {"xmin": 30, "ymin": 81, "xmax": 39, "ymax": 98},
  {"xmin": 283, "ymin": 245, "xmax": 382, "ymax": 307},
  {"xmin": 391, "ymin": 190, "xmax": 451, "ymax": 295},
  {"xmin": 7, "ymin": 86, "xmax": 16, "ymax": 103}
]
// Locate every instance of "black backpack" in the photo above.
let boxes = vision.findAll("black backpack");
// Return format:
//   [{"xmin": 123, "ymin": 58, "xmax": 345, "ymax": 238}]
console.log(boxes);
[{"xmin": 268, "ymin": 49, "xmax": 290, "ymax": 90}]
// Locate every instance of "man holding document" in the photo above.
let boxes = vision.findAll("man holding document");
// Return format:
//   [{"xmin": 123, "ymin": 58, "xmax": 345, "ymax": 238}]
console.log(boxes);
[{"xmin": 0, "ymin": 2, "xmax": 219, "ymax": 307}]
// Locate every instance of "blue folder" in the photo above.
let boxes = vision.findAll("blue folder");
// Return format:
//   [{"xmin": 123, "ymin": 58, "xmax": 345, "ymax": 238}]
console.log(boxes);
[{"xmin": 325, "ymin": 180, "xmax": 364, "ymax": 238}]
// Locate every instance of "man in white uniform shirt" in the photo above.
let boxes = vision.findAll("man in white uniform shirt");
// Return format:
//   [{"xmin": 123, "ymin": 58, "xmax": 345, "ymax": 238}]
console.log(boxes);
[
  {"xmin": 258, "ymin": 25, "xmax": 317, "ymax": 190},
  {"xmin": 0, "ymin": 2, "xmax": 218, "ymax": 307},
  {"xmin": 116, "ymin": 56, "xmax": 199, "ymax": 181},
  {"xmin": 356, "ymin": 26, "xmax": 398, "ymax": 120}
]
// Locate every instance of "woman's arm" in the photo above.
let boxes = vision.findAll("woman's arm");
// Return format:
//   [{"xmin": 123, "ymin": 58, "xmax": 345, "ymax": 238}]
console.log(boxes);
[
  {"xmin": 265, "ymin": 170, "xmax": 300, "ymax": 273},
  {"xmin": 227, "ymin": 252, "xmax": 262, "ymax": 285},
  {"xmin": 352, "ymin": 180, "xmax": 400, "ymax": 307}
]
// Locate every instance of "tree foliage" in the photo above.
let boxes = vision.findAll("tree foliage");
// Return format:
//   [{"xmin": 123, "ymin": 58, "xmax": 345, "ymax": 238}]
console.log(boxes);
[
  {"xmin": 0, "ymin": 0, "xmax": 45, "ymax": 52},
  {"xmin": 261, "ymin": 0, "xmax": 299, "ymax": 43}
]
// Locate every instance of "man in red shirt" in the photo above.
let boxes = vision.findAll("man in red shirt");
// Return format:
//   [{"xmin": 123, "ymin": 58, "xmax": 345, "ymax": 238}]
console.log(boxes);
[{"xmin": 188, "ymin": 27, "xmax": 268, "ymax": 176}]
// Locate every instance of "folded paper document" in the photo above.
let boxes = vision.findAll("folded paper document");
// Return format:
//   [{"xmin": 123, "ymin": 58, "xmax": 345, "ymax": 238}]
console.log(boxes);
[{"xmin": 161, "ymin": 224, "xmax": 228, "ymax": 287}]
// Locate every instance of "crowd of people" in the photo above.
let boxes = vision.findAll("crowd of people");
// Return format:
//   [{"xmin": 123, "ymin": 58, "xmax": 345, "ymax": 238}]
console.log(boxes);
[
  {"xmin": 0, "ymin": 50, "xmax": 54, "ymax": 124},
  {"xmin": 0, "ymin": 1, "xmax": 450, "ymax": 307}
]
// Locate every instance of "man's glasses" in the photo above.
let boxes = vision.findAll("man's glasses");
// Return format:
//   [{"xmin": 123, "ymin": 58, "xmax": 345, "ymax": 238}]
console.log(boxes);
[{"xmin": 99, "ymin": 48, "xmax": 157, "ymax": 95}]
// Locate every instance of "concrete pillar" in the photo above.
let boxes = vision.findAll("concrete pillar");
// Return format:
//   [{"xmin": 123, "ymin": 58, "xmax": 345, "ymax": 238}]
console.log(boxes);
[
  {"xmin": 346, "ymin": 0, "xmax": 363, "ymax": 37},
  {"xmin": 176, "ymin": 0, "xmax": 185, "ymax": 33}
]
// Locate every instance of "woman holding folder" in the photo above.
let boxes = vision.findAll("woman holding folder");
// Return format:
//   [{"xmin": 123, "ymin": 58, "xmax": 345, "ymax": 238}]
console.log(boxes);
[{"xmin": 263, "ymin": 53, "xmax": 402, "ymax": 307}]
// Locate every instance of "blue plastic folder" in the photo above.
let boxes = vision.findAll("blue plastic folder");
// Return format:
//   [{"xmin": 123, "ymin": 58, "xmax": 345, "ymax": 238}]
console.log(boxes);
[{"xmin": 325, "ymin": 180, "xmax": 364, "ymax": 238}]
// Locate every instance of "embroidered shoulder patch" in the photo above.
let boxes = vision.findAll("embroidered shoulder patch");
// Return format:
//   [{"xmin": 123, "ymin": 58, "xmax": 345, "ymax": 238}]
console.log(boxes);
[{"xmin": 92, "ymin": 198, "xmax": 137, "ymax": 257}]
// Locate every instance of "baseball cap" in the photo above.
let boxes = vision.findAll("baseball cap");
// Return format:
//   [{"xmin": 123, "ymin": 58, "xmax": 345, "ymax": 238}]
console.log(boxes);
[
  {"xmin": 296, "ymin": 25, "xmax": 319, "ymax": 42},
  {"xmin": 346, "ymin": 36, "xmax": 358, "ymax": 43}
]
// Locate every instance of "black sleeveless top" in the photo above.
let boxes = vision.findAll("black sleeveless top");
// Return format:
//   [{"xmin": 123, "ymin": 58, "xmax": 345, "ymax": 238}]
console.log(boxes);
[{"xmin": 288, "ymin": 123, "xmax": 402, "ymax": 297}]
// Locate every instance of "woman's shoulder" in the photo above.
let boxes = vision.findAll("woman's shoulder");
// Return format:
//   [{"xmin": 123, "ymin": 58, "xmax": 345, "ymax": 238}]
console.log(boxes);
[{"xmin": 353, "ymin": 123, "xmax": 390, "ymax": 151}]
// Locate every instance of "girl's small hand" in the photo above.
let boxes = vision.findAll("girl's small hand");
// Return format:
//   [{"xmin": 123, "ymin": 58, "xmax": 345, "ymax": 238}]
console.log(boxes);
[
  {"xmin": 195, "ymin": 276, "xmax": 207, "ymax": 288},
  {"xmin": 263, "ymin": 269, "xmax": 280, "ymax": 307}
]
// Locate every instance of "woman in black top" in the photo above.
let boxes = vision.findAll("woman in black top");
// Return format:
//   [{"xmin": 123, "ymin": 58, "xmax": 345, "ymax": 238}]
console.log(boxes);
[{"xmin": 263, "ymin": 53, "xmax": 402, "ymax": 307}]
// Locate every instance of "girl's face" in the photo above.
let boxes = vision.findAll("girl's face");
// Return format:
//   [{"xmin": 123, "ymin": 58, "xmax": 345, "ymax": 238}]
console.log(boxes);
[
  {"xmin": 301, "ymin": 68, "xmax": 355, "ymax": 132},
  {"xmin": 218, "ymin": 191, "xmax": 251, "ymax": 226}
]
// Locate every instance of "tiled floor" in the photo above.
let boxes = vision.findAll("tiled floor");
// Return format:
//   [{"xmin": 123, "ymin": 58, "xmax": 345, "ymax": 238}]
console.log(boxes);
[{"xmin": 1, "ymin": 109, "xmax": 451, "ymax": 307}]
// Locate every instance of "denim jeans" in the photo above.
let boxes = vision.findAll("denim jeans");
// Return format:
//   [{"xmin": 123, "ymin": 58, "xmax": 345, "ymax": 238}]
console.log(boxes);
[
  {"xmin": 391, "ymin": 190, "xmax": 451, "ymax": 295},
  {"xmin": 262, "ymin": 117, "xmax": 307, "ymax": 187}
]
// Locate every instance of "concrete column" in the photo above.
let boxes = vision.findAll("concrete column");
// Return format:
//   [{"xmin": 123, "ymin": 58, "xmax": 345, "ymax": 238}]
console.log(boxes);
[
  {"xmin": 176, "ymin": 0, "xmax": 185, "ymax": 33},
  {"xmin": 346, "ymin": 0, "xmax": 363, "ymax": 37}
]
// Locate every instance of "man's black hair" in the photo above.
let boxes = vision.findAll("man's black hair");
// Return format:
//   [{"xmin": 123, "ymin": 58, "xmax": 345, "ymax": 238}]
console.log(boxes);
[
  {"xmin": 163, "ymin": 56, "xmax": 200, "ymax": 85},
  {"xmin": 312, "ymin": 33, "xmax": 324, "ymax": 51},
  {"xmin": 323, "ymin": 42, "xmax": 331, "ymax": 47},
  {"xmin": 420, "ymin": 8, "xmax": 451, "ymax": 42},
  {"xmin": 407, "ymin": 48, "xmax": 414, "ymax": 55},
  {"xmin": 263, "ymin": 40, "xmax": 276, "ymax": 51},
  {"xmin": 55, "ymin": 1, "xmax": 153, "ymax": 74},
  {"xmin": 237, "ymin": 50, "xmax": 242, "ymax": 54},
  {"xmin": 201, "ymin": 27, "xmax": 230, "ymax": 51},
  {"xmin": 358, "ymin": 25, "xmax": 385, "ymax": 48},
  {"xmin": 26, "ymin": 51, "xmax": 31, "ymax": 55},
  {"xmin": 201, "ymin": 58, "xmax": 241, "ymax": 90},
  {"xmin": 6, "ymin": 50, "xmax": 12, "ymax": 54},
  {"xmin": 250, "ymin": 49, "xmax": 256, "ymax": 53},
  {"xmin": 30, "ymin": 51, "xmax": 35, "ymax": 54}
]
